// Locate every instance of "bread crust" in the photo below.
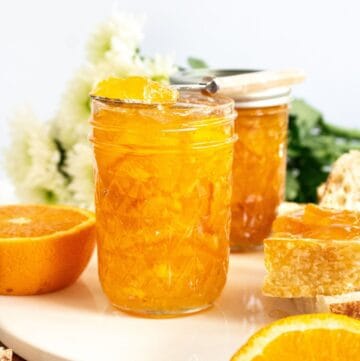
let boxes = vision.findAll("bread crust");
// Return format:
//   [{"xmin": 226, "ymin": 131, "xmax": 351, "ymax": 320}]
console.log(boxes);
[
  {"xmin": 293, "ymin": 292, "xmax": 360, "ymax": 320},
  {"xmin": 269, "ymin": 151, "xmax": 360, "ymax": 318},
  {"xmin": 0, "ymin": 347, "xmax": 12, "ymax": 361},
  {"xmin": 318, "ymin": 150, "xmax": 360, "ymax": 211}
]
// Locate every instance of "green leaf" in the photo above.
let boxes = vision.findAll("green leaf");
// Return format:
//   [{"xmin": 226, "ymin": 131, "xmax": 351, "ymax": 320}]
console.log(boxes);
[
  {"xmin": 54, "ymin": 139, "xmax": 70, "ymax": 179},
  {"xmin": 286, "ymin": 98, "xmax": 360, "ymax": 203},
  {"xmin": 40, "ymin": 189, "xmax": 58, "ymax": 204},
  {"xmin": 290, "ymin": 99, "xmax": 322, "ymax": 140},
  {"xmin": 285, "ymin": 171, "xmax": 300, "ymax": 201},
  {"xmin": 151, "ymin": 75, "xmax": 169, "ymax": 83},
  {"xmin": 321, "ymin": 121, "xmax": 360, "ymax": 139},
  {"xmin": 290, "ymin": 99, "xmax": 322, "ymax": 126},
  {"xmin": 187, "ymin": 57, "xmax": 208, "ymax": 69}
]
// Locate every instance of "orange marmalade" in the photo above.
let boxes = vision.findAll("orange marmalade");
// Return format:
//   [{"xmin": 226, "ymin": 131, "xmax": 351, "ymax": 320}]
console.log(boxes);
[
  {"xmin": 231, "ymin": 103, "xmax": 288, "ymax": 251},
  {"xmin": 90, "ymin": 78, "xmax": 236, "ymax": 316},
  {"xmin": 170, "ymin": 70, "xmax": 290, "ymax": 252}
]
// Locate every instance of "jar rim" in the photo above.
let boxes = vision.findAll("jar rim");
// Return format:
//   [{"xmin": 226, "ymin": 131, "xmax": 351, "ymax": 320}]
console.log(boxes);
[
  {"xmin": 170, "ymin": 69, "xmax": 291, "ymax": 107},
  {"xmin": 90, "ymin": 91, "xmax": 235, "ymax": 113},
  {"xmin": 90, "ymin": 91, "xmax": 237, "ymax": 152}
]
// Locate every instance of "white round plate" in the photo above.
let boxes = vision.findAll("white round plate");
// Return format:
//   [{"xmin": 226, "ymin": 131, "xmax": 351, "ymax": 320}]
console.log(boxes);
[{"xmin": 0, "ymin": 252, "xmax": 297, "ymax": 361}]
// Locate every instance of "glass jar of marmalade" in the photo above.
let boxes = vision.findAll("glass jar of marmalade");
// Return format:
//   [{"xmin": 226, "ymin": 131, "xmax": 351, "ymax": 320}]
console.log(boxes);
[
  {"xmin": 172, "ymin": 70, "xmax": 290, "ymax": 251},
  {"xmin": 90, "ymin": 91, "xmax": 236, "ymax": 317},
  {"xmin": 231, "ymin": 89, "xmax": 289, "ymax": 251}
]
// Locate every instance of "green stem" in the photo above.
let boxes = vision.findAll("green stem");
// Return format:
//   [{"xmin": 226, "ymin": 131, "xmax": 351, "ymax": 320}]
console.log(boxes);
[
  {"xmin": 321, "ymin": 121, "xmax": 360, "ymax": 139},
  {"xmin": 54, "ymin": 138, "xmax": 71, "ymax": 180}
]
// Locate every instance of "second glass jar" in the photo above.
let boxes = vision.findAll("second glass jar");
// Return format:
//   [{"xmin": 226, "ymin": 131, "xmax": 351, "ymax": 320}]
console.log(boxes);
[
  {"xmin": 171, "ymin": 69, "xmax": 289, "ymax": 251},
  {"xmin": 231, "ymin": 97, "xmax": 289, "ymax": 251}
]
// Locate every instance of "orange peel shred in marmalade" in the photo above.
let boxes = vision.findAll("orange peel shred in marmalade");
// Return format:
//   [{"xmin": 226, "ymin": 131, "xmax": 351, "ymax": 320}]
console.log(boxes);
[
  {"xmin": 263, "ymin": 204, "xmax": 360, "ymax": 298},
  {"xmin": 91, "ymin": 76, "xmax": 178, "ymax": 104}
]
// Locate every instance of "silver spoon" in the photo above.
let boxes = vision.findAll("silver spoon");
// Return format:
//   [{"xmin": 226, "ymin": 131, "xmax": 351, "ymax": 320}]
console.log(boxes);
[{"xmin": 173, "ymin": 68, "xmax": 306, "ymax": 95}]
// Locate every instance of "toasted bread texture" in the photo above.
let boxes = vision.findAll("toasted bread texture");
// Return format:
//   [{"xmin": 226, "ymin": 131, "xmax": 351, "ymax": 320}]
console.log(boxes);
[
  {"xmin": 294, "ymin": 292, "xmax": 360, "ymax": 319},
  {"xmin": 0, "ymin": 347, "xmax": 12, "ymax": 361},
  {"xmin": 319, "ymin": 150, "xmax": 360, "ymax": 211},
  {"xmin": 268, "ymin": 151, "xmax": 360, "ymax": 317},
  {"xmin": 263, "ymin": 204, "xmax": 360, "ymax": 298}
]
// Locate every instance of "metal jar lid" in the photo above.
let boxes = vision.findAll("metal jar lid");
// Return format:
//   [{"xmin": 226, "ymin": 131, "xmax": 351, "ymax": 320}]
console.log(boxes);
[{"xmin": 170, "ymin": 69, "xmax": 291, "ymax": 108}]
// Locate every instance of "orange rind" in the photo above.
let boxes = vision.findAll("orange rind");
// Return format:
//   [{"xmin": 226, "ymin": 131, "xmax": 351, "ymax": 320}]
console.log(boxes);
[
  {"xmin": 231, "ymin": 313, "xmax": 360, "ymax": 361},
  {"xmin": 0, "ymin": 204, "xmax": 96, "ymax": 295}
]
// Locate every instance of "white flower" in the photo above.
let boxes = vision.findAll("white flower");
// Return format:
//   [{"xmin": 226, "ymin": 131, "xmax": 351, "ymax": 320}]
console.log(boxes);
[
  {"xmin": 53, "ymin": 54, "xmax": 176, "ymax": 150},
  {"xmin": 65, "ymin": 141, "xmax": 95, "ymax": 209},
  {"xmin": 52, "ymin": 63, "xmax": 114, "ymax": 149},
  {"xmin": 52, "ymin": 65, "xmax": 95, "ymax": 149},
  {"xmin": 5, "ymin": 107, "xmax": 71, "ymax": 204},
  {"xmin": 86, "ymin": 12, "xmax": 177, "ymax": 81},
  {"xmin": 143, "ymin": 54, "xmax": 177, "ymax": 81},
  {"xmin": 6, "ymin": 11, "xmax": 179, "ymax": 209},
  {"xmin": 87, "ymin": 12, "xmax": 144, "ymax": 64}
]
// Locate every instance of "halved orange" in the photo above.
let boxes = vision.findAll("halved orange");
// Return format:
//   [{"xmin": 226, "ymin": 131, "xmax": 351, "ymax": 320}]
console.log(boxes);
[
  {"xmin": 0, "ymin": 204, "xmax": 95, "ymax": 295},
  {"xmin": 231, "ymin": 314, "xmax": 360, "ymax": 361}
]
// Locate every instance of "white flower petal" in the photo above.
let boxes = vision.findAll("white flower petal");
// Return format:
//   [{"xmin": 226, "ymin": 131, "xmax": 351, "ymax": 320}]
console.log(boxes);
[
  {"xmin": 6, "ymin": 12, "xmax": 178, "ymax": 209},
  {"xmin": 65, "ymin": 141, "xmax": 94, "ymax": 209},
  {"xmin": 143, "ymin": 54, "xmax": 178, "ymax": 81},
  {"xmin": 87, "ymin": 12, "xmax": 145, "ymax": 64},
  {"xmin": 5, "ymin": 107, "xmax": 71, "ymax": 204}
]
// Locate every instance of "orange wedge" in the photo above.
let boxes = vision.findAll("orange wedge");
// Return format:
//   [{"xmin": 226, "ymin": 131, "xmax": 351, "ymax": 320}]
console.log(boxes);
[
  {"xmin": 0, "ymin": 204, "xmax": 95, "ymax": 295},
  {"xmin": 91, "ymin": 76, "xmax": 178, "ymax": 104},
  {"xmin": 231, "ymin": 314, "xmax": 360, "ymax": 361}
]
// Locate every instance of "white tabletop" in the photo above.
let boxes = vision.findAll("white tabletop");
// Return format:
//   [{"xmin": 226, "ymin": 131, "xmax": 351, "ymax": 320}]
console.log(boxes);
[{"xmin": 0, "ymin": 251, "xmax": 298, "ymax": 361}]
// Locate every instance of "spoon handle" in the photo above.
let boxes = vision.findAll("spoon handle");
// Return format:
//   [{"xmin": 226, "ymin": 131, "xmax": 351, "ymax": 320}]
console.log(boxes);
[{"xmin": 214, "ymin": 68, "xmax": 306, "ymax": 96}]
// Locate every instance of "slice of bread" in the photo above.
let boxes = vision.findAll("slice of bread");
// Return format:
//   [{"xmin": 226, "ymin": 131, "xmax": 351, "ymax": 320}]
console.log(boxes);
[
  {"xmin": 283, "ymin": 151, "xmax": 360, "ymax": 318},
  {"xmin": 318, "ymin": 150, "xmax": 360, "ymax": 211},
  {"xmin": 263, "ymin": 204, "xmax": 360, "ymax": 298},
  {"xmin": 316, "ymin": 151, "xmax": 360, "ymax": 317},
  {"xmin": 264, "ymin": 151, "xmax": 360, "ymax": 316},
  {"xmin": 0, "ymin": 347, "xmax": 12, "ymax": 361},
  {"xmin": 294, "ymin": 292, "xmax": 360, "ymax": 319}
]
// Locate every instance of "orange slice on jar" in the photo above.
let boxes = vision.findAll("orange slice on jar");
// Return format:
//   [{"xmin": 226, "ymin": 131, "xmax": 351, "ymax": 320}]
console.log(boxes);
[{"xmin": 91, "ymin": 76, "xmax": 178, "ymax": 104}]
